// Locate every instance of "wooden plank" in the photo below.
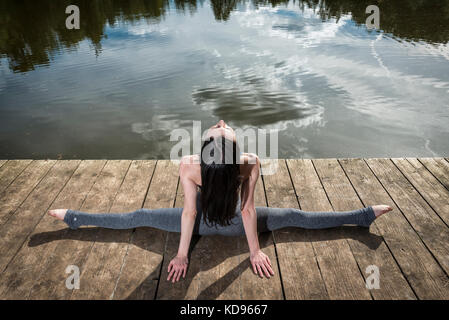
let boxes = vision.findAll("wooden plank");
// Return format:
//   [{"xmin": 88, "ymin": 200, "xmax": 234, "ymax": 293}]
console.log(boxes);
[
  {"xmin": 112, "ymin": 160, "xmax": 178, "ymax": 300},
  {"xmin": 153, "ymin": 175, "xmax": 198, "ymax": 300},
  {"xmin": 288, "ymin": 159, "xmax": 372, "ymax": 300},
  {"xmin": 70, "ymin": 160, "xmax": 156, "ymax": 299},
  {"xmin": 238, "ymin": 173, "xmax": 283, "ymax": 299},
  {"xmin": 394, "ymin": 158, "xmax": 449, "ymax": 226},
  {"xmin": 312, "ymin": 159, "xmax": 415, "ymax": 299},
  {"xmin": 0, "ymin": 160, "xmax": 56, "ymax": 226},
  {"xmin": 157, "ymin": 166, "xmax": 283, "ymax": 300},
  {"xmin": 370, "ymin": 159, "xmax": 449, "ymax": 276},
  {"xmin": 0, "ymin": 160, "xmax": 80, "ymax": 274},
  {"xmin": 263, "ymin": 160, "xmax": 329, "ymax": 300},
  {"xmin": 0, "ymin": 160, "xmax": 32, "ymax": 193},
  {"xmin": 0, "ymin": 160, "xmax": 106, "ymax": 299},
  {"xmin": 343, "ymin": 158, "xmax": 449, "ymax": 299},
  {"xmin": 419, "ymin": 158, "xmax": 449, "ymax": 191},
  {"xmin": 27, "ymin": 160, "xmax": 131, "ymax": 299},
  {"xmin": 157, "ymin": 181, "xmax": 240, "ymax": 299},
  {"xmin": 0, "ymin": 157, "xmax": 444, "ymax": 300}
]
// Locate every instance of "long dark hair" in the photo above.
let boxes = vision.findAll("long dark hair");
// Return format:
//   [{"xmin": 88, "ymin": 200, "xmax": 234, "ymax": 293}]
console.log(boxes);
[{"xmin": 200, "ymin": 135, "xmax": 241, "ymax": 228}]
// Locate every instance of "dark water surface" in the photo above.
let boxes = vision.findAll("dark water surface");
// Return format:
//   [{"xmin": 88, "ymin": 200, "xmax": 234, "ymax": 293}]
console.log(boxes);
[{"xmin": 1, "ymin": 0, "xmax": 449, "ymax": 159}]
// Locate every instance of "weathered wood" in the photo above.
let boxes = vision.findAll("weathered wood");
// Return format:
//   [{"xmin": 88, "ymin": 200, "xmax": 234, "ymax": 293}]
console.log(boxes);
[
  {"xmin": 419, "ymin": 158, "xmax": 449, "ymax": 191},
  {"xmin": 157, "ymin": 166, "xmax": 283, "ymax": 300},
  {"xmin": 288, "ymin": 159, "xmax": 371, "ymax": 300},
  {"xmin": 0, "ymin": 160, "xmax": 80, "ymax": 276},
  {"xmin": 0, "ymin": 160, "xmax": 56, "ymax": 226},
  {"xmin": 158, "ymin": 182, "xmax": 240, "ymax": 300},
  {"xmin": 156, "ymin": 181, "xmax": 200, "ymax": 300},
  {"xmin": 27, "ymin": 160, "xmax": 131, "ymax": 299},
  {"xmin": 0, "ymin": 160, "xmax": 32, "ymax": 194},
  {"xmin": 112, "ymin": 160, "xmax": 179, "ymax": 300},
  {"xmin": 0, "ymin": 158, "xmax": 447, "ymax": 300},
  {"xmin": 348, "ymin": 158, "xmax": 448, "ymax": 299},
  {"xmin": 263, "ymin": 160, "xmax": 329, "ymax": 300},
  {"xmin": 70, "ymin": 160, "xmax": 157, "ymax": 300},
  {"xmin": 318, "ymin": 159, "xmax": 415, "ymax": 299},
  {"xmin": 393, "ymin": 158, "xmax": 449, "ymax": 226},
  {"xmin": 370, "ymin": 159, "xmax": 449, "ymax": 276},
  {"xmin": 238, "ymin": 174, "xmax": 283, "ymax": 300},
  {"xmin": 0, "ymin": 160, "xmax": 106, "ymax": 299}
]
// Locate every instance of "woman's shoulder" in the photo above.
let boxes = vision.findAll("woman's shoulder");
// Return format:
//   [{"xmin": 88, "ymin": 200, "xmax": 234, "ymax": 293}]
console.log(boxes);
[
  {"xmin": 179, "ymin": 153, "xmax": 259, "ymax": 182},
  {"xmin": 179, "ymin": 155, "xmax": 201, "ymax": 184},
  {"xmin": 239, "ymin": 153, "xmax": 260, "ymax": 167},
  {"xmin": 240, "ymin": 152, "xmax": 259, "ymax": 164},
  {"xmin": 181, "ymin": 153, "xmax": 258, "ymax": 165},
  {"xmin": 180, "ymin": 154, "xmax": 200, "ymax": 165},
  {"xmin": 239, "ymin": 153, "xmax": 260, "ymax": 180}
]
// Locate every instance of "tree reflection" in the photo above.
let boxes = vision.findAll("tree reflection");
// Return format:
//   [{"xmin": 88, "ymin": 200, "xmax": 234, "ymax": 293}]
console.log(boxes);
[
  {"xmin": 0, "ymin": 0, "xmax": 170, "ymax": 72},
  {"xmin": 1, "ymin": 0, "xmax": 448, "ymax": 73}
]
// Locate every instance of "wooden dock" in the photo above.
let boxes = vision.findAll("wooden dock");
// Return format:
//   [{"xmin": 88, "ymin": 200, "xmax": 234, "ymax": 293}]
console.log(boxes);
[{"xmin": 0, "ymin": 158, "xmax": 448, "ymax": 300}]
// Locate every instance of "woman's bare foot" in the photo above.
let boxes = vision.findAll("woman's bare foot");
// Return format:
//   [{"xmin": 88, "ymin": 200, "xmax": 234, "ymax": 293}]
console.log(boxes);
[
  {"xmin": 48, "ymin": 209, "xmax": 68, "ymax": 221},
  {"xmin": 372, "ymin": 205, "xmax": 393, "ymax": 218}
]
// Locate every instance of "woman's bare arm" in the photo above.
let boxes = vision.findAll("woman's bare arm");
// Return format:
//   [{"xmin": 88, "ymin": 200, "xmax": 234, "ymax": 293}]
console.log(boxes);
[
  {"xmin": 177, "ymin": 165, "xmax": 198, "ymax": 257},
  {"xmin": 240, "ymin": 155, "xmax": 275, "ymax": 278},
  {"xmin": 167, "ymin": 158, "xmax": 198, "ymax": 283},
  {"xmin": 240, "ymin": 158, "xmax": 261, "ymax": 254}
]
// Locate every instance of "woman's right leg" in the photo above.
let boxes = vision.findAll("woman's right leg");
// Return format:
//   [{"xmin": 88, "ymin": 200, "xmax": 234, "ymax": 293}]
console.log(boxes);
[
  {"xmin": 58, "ymin": 191, "xmax": 205, "ymax": 232},
  {"xmin": 255, "ymin": 205, "xmax": 387, "ymax": 232},
  {"xmin": 63, "ymin": 207, "xmax": 184, "ymax": 233}
]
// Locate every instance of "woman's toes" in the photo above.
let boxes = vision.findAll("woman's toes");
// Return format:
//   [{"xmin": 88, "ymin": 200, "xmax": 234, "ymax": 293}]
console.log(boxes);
[
  {"xmin": 372, "ymin": 205, "xmax": 393, "ymax": 218},
  {"xmin": 48, "ymin": 210, "xmax": 57, "ymax": 217},
  {"xmin": 48, "ymin": 209, "xmax": 67, "ymax": 221}
]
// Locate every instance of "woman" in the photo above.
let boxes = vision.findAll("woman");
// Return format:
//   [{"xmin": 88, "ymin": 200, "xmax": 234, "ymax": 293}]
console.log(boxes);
[{"xmin": 49, "ymin": 120, "xmax": 392, "ymax": 283}]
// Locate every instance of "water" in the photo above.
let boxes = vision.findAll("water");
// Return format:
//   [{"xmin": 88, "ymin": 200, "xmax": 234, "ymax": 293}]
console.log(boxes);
[{"xmin": 1, "ymin": 0, "xmax": 448, "ymax": 159}]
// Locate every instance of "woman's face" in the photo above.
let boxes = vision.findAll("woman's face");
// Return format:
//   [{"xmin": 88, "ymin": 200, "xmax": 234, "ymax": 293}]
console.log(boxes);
[{"xmin": 206, "ymin": 120, "xmax": 236, "ymax": 142}]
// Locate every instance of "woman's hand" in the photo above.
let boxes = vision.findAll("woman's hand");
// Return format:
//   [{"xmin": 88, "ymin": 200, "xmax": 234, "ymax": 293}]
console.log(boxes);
[
  {"xmin": 167, "ymin": 254, "xmax": 189, "ymax": 283},
  {"xmin": 250, "ymin": 250, "xmax": 275, "ymax": 278}
]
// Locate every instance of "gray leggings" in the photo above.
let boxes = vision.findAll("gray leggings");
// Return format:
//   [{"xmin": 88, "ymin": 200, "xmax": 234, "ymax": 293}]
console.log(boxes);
[{"xmin": 64, "ymin": 193, "xmax": 376, "ymax": 236}]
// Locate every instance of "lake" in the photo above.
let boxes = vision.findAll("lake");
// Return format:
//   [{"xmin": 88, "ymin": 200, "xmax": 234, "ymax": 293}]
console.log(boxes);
[{"xmin": 1, "ymin": 0, "xmax": 448, "ymax": 159}]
